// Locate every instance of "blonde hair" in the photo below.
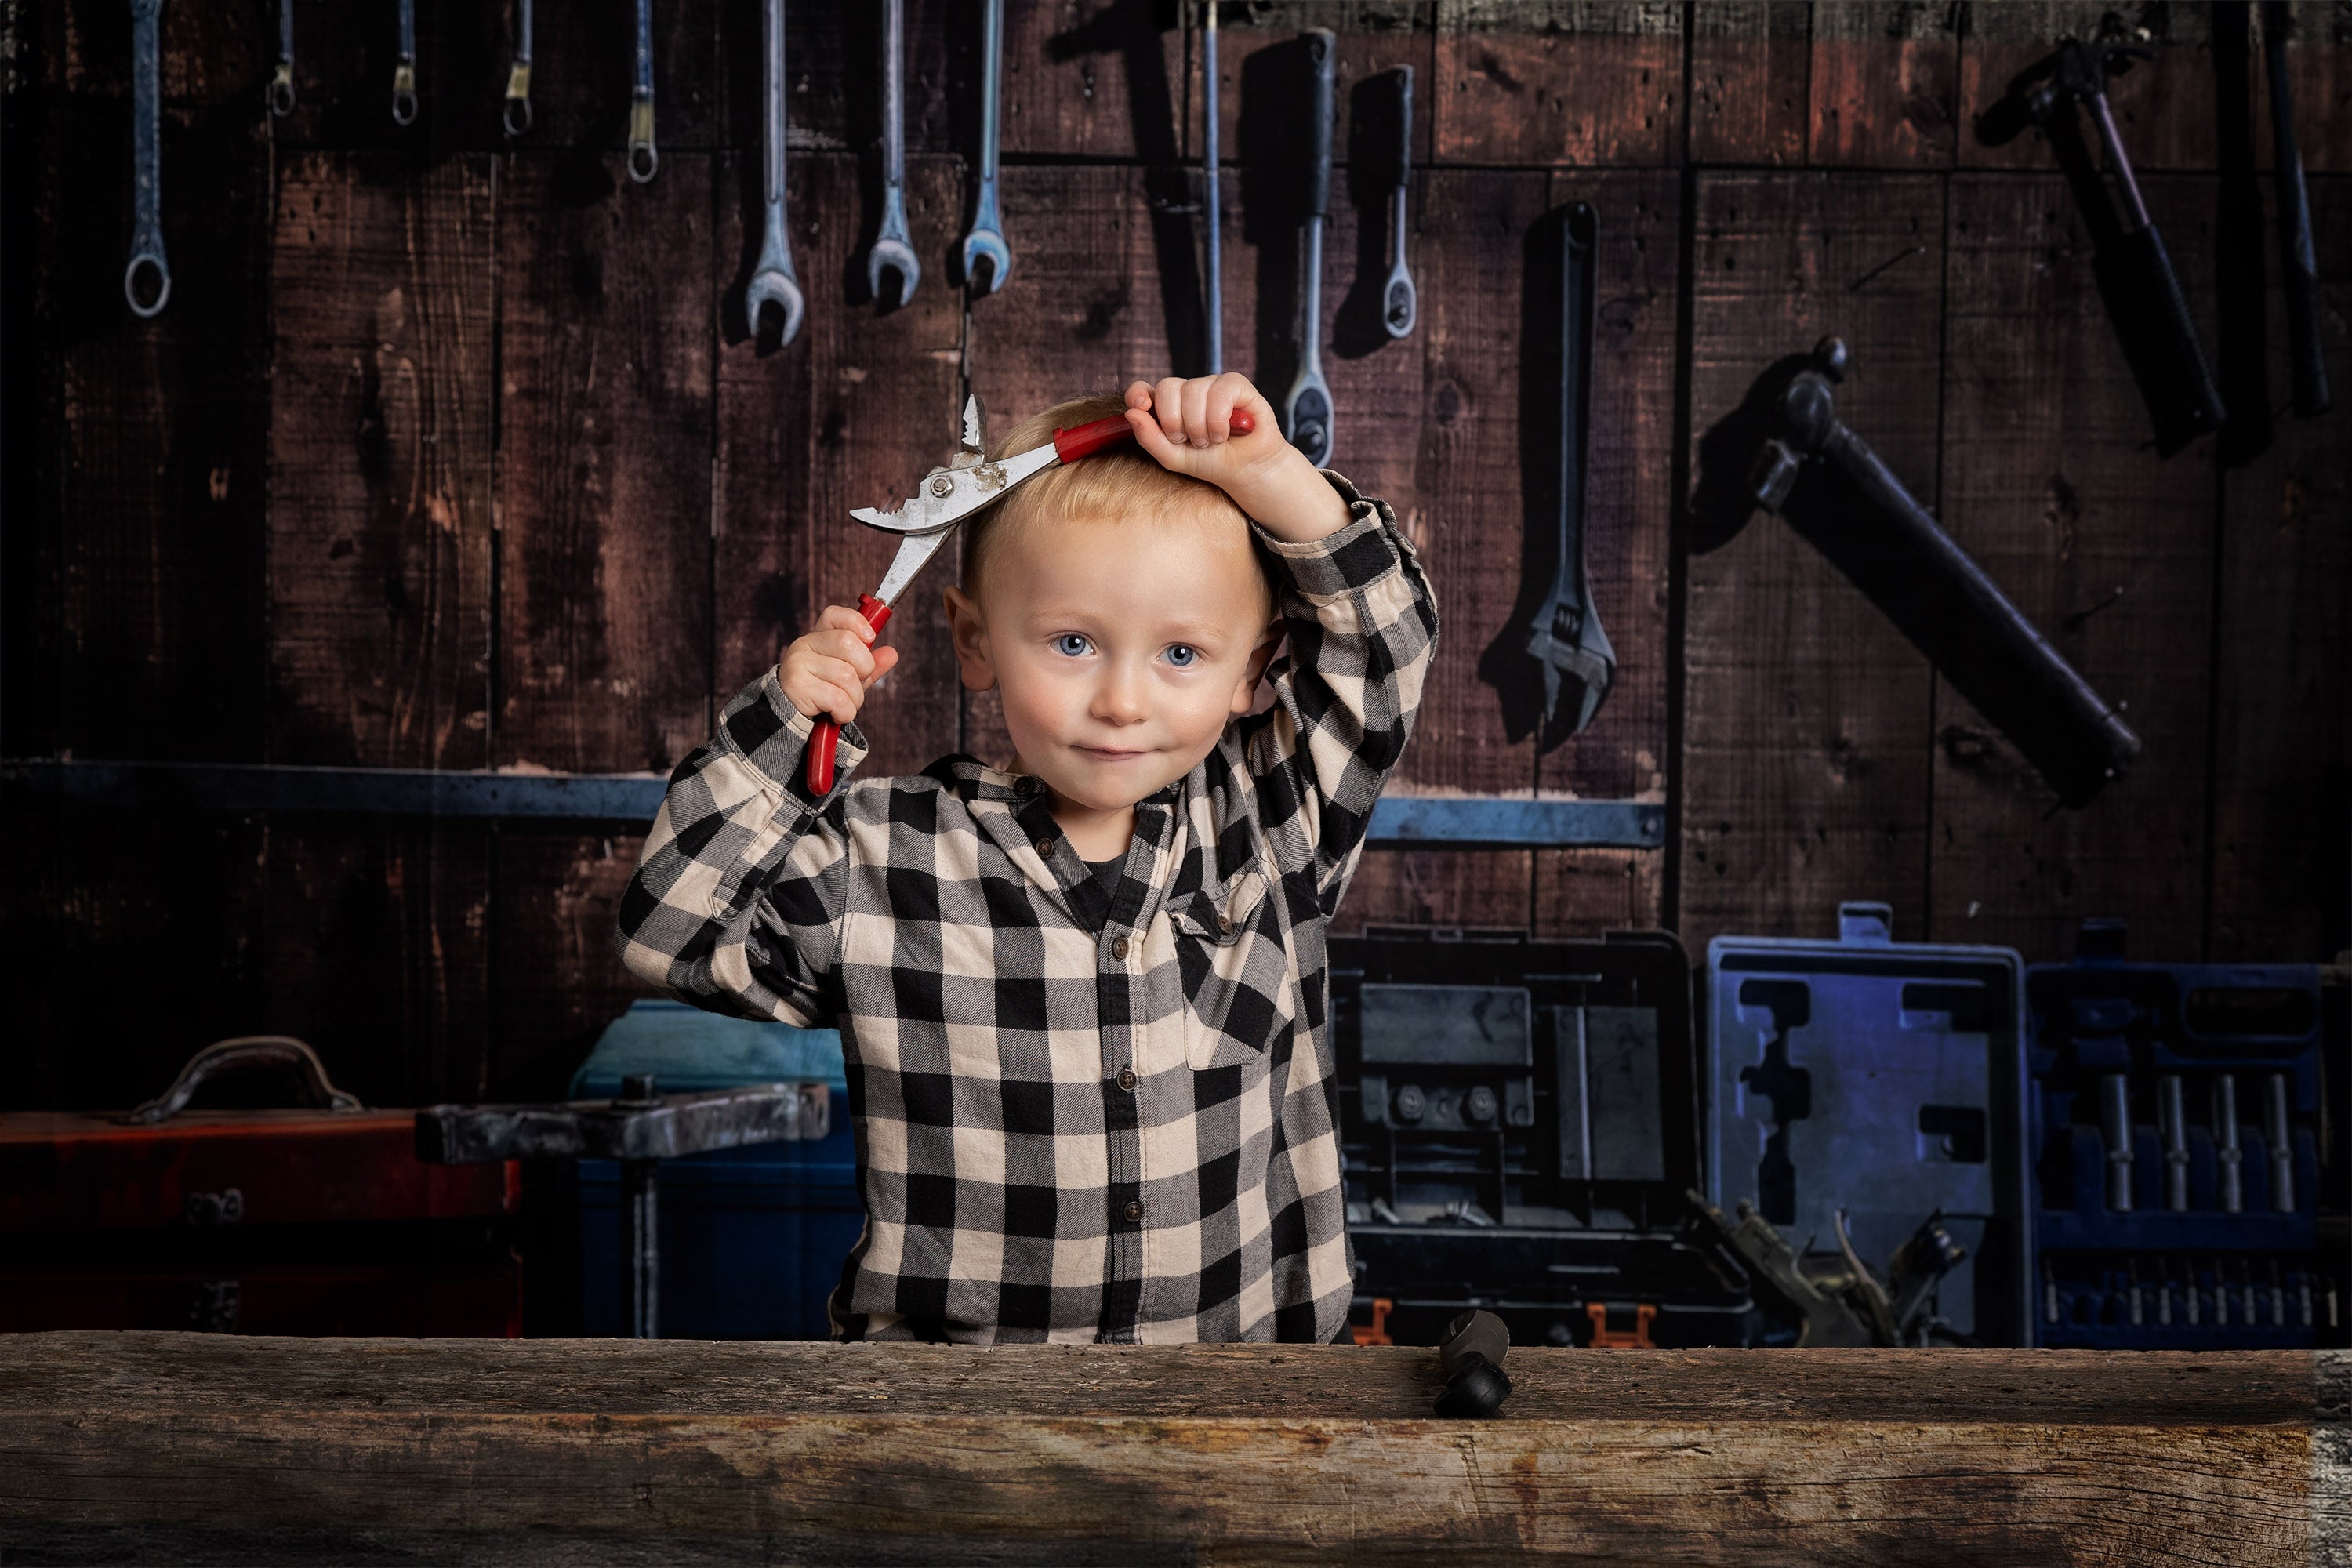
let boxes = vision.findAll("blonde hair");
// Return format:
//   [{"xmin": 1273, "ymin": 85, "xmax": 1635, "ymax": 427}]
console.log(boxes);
[{"xmin": 960, "ymin": 393, "xmax": 1271, "ymax": 608}]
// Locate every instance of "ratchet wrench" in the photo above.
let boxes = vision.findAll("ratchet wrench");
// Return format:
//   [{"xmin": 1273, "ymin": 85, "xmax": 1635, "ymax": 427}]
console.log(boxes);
[
  {"xmin": 125, "ymin": 0, "xmax": 169, "ymax": 318},
  {"xmin": 392, "ymin": 0, "xmax": 418, "ymax": 125},
  {"xmin": 745, "ymin": 0, "xmax": 804, "ymax": 343},
  {"xmin": 805, "ymin": 398, "xmax": 1256, "ymax": 793},
  {"xmin": 958, "ymin": 0, "xmax": 1011, "ymax": 294},
  {"xmin": 503, "ymin": 0, "xmax": 533, "ymax": 136},
  {"xmin": 866, "ymin": 0, "xmax": 919, "ymax": 306},
  {"xmin": 1281, "ymin": 31, "xmax": 1335, "ymax": 466},
  {"xmin": 1381, "ymin": 67, "xmax": 1416, "ymax": 339},
  {"xmin": 629, "ymin": 0, "xmax": 657, "ymax": 182},
  {"xmin": 1203, "ymin": 0, "xmax": 1221, "ymax": 372},
  {"xmin": 270, "ymin": 0, "xmax": 296, "ymax": 117}
]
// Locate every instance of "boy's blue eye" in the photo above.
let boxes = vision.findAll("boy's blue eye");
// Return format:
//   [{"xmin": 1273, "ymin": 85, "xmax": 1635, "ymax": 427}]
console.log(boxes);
[
  {"xmin": 1054, "ymin": 633, "xmax": 1091, "ymax": 657},
  {"xmin": 1164, "ymin": 644, "xmax": 1199, "ymax": 668}
]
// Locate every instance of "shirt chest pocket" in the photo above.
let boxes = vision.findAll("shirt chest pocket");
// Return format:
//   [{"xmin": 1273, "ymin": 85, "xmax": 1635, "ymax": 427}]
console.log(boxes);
[{"xmin": 1168, "ymin": 866, "xmax": 1294, "ymax": 1071}]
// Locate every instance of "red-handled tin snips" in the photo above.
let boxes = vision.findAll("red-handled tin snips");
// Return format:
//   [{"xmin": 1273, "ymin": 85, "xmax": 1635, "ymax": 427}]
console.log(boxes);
[{"xmin": 806, "ymin": 396, "xmax": 1253, "ymax": 793}]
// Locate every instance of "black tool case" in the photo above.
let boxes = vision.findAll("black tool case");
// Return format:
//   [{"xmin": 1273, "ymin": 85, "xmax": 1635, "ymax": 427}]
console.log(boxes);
[
  {"xmin": 2027, "ymin": 920, "xmax": 2345, "ymax": 1348},
  {"xmin": 1331, "ymin": 927, "xmax": 1751, "ymax": 1349}
]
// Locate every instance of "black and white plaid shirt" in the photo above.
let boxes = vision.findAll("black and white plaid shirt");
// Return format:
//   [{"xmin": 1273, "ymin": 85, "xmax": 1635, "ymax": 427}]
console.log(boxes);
[{"xmin": 616, "ymin": 475, "xmax": 1436, "ymax": 1344}]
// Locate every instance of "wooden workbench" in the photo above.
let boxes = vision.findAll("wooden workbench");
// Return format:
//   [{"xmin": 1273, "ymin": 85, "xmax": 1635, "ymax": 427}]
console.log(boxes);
[{"xmin": 3, "ymin": 1332, "xmax": 2346, "ymax": 1565}]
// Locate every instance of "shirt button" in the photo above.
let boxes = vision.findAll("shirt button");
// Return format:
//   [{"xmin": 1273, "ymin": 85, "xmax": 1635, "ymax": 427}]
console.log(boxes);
[
  {"xmin": 1036, "ymin": 837, "xmax": 1057, "ymax": 858},
  {"xmin": 1218, "ymin": 913, "xmax": 1235, "ymax": 935},
  {"xmin": 1111, "ymin": 936, "xmax": 1131, "ymax": 961},
  {"xmin": 1116, "ymin": 1067, "xmax": 1138, "ymax": 1092},
  {"xmin": 1123, "ymin": 1199, "xmax": 1144, "ymax": 1224}
]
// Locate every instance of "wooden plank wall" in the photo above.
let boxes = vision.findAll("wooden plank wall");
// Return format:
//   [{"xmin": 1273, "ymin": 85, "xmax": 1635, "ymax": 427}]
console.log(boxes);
[{"xmin": 2, "ymin": 1, "xmax": 2347, "ymax": 1114}]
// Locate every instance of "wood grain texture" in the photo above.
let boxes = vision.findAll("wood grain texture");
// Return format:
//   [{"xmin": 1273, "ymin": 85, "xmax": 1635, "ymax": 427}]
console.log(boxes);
[
  {"xmin": 1001, "ymin": 0, "xmax": 1185, "ymax": 162},
  {"xmin": 488, "ymin": 833, "xmax": 648, "ymax": 1100},
  {"xmin": 2206, "ymin": 176, "xmax": 2351, "ymax": 961},
  {"xmin": 1958, "ymin": 3, "xmax": 2218, "ymax": 175},
  {"xmin": 1689, "ymin": 2, "xmax": 1810, "ymax": 169},
  {"xmin": 1334, "ymin": 848, "xmax": 1533, "ymax": 933},
  {"xmin": 268, "ymin": 154, "xmax": 495, "ymax": 770},
  {"xmin": 2259, "ymin": 1, "xmax": 2352, "ymax": 174},
  {"xmin": 1928, "ymin": 176, "xmax": 2222, "ymax": 963},
  {"xmin": 0, "ymin": 1334, "xmax": 2335, "ymax": 1565},
  {"xmin": 1679, "ymin": 172, "xmax": 1946, "ymax": 955},
  {"xmin": 1433, "ymin": 1, "xmax": 1681, "ymax": 168},
  {"xmin": 496, "ymin": 153, "xmax": 714, "ymax": 776},
  {"xmin": 1807, "ymin": 2, "xmax": 1958, "ymax": 169}
]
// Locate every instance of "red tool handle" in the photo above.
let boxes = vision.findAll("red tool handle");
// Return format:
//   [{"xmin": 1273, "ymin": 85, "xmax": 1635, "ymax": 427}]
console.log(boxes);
[
  {"xmin": 1051, "ymin": 408, "xmax": 1254, "ymax": 463},
  {"xmin": 806, "ymin": 593, "xmax": 894, "ymax": 794}
]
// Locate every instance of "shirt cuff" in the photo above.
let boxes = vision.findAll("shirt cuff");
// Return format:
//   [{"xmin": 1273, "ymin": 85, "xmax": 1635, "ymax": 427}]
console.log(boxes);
[
  {"xmin": 1252, "ymin": 470, "xmax": 1410, "ymax": 603},
  {"xmin": 718, "ymin": 669, "xmax": 870, "ymax": 806}
]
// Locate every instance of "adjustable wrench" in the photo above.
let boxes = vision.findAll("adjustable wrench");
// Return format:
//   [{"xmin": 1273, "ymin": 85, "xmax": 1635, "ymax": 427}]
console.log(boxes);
[
  {"xmin": 628, "ymin": 0, "xmax": 657, "ymax": 182},
  {"xmin": 1523, "ymin": 204, "xmax": 1614, "ymax": 740},
  {"xmin": 1281, "ymin": 31, "xmax": 1334, "ymax": 466},
  {"xmin": 504, "ymin": 0, "xmax": 534, "ymax": 137},
  {"xmin": 392, "ymin": 0, "xmax": 418, "ymax": 125},
  {"xmin": 959, "ymin": 0, "xmax": 1011, "ymax": 294},
  {"xmin": 269, "ymin": 0, "xmax": 295, "ymax": 117},
  {"xmin": 1381, "ymin": 66, "xmax": 1416, "ymax": 340},
  {"xmin": 865, "ymin": 0, "xmax": 919, "ymax": 306},
  {"xmin": 125, "ymin": 0, "xmax": 169, "ymax": 318},
  {"xmin": 745, "ymin": 0, "xmax": 803, "ymax": 344},
  {"xmin": 806, "ymin": 398, "xmax": 1255, "ymax": 793}
]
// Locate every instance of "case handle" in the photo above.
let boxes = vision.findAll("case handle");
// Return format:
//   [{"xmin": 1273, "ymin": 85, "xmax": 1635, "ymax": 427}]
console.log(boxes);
[{"xmin": 119, "ymin": 1036, "xmax": 365, "ymax": 1124}]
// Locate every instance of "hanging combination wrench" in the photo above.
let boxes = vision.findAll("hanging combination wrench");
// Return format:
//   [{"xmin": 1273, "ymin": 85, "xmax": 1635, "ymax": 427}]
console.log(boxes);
[
  {"xmin": 269, "ymin": 0, "xmax": 296, "ymax": 117},
  {"xmin": 503, "ymin": 0, "xmax": 534, "ymax": 136},
  {"xmin": 392, "ymin": 0, "xmax": 418, "ymax": 125},
  {"xmin": 745, "ymin": 0, "xmax": 804, "ymax": 344},
  {"xmin": 125, "ymin": 0, "xmax": 169, "ymax": 317},
  {"xmin": 1281, "ymin": 31, "xmax": 1335, "ymax": 466},
  {"xmin": 629, "ymin": 0, "xmax": 657, "ymax": 182},
  {"xmin": 1381, "ymin": 66, "xmax": 1416, "ymax": 339},
  {"xmin": 959, "ymin": 0, "xmax": 1011, "ymax": 294},
  {"xmin": 1203, "ymin": 0, "xmax": 1222, "ymax": 372},
  {"xmin": 865, "ymin": 0, "xmax": 920, "ymax": 306}
]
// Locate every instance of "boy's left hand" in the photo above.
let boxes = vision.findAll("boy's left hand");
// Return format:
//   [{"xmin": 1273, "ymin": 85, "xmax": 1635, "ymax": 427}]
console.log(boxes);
[{"xmin": 1123, "ymin": 375, "xmax": 1351, "ymax": 544}]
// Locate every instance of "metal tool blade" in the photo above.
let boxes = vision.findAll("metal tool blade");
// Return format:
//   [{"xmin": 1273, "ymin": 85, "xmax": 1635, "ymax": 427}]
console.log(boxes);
[
  {"xmin": 850, "ymin": 441, "xmax": 1057, "ymax": 535},
  {"xmin": 871, "ymin": 529, "xmax": 959, "ymax": 608},
  {"xmin": 961, "ymin": 394, "xmax": 985, "ymax": 456}
]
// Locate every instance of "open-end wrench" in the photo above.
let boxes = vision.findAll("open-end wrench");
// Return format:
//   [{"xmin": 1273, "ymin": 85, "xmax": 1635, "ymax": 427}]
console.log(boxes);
[
  {"xmin": 504, "ymin": 0, "xmax": 534, "ymax": 136},
  {"xmin": 807, "ymin": 397, "xmax": 1256, "ymax": 792},
  {"xmin": 959, "ymin": 0, "xmax": 1011, "ymax": 294},
  {"xmin": 745, "ymin": 0, "xmax": 803, "ymax": 344},
  {"xmin": 1281, "ymin": 30, "xmax": 1335, "ymax": 466},
  {"xmin": 269, "ymin": 0, "xmax": 296, "ymax": 117},
  {"xmin": 1381, "ymin": 66, "xmax": 1416, "ymax": 339},
  {"xmin": 1203, "ymin": 0, "xmax": 1221, "ymax": 372},
  {"xmin": 628, "ymin": 0, "xmax": 657, "ymax": 182},
  {"xmin": 392, "ymin": 0, "xmax": 418, "ymax": 125},
  {"xmin": 865, "ymin": 0, "xmax": 919, "ymax": 306},
  {"xmin": 125, "ymin": 0, "xmax": 169, "ymax": 317}
]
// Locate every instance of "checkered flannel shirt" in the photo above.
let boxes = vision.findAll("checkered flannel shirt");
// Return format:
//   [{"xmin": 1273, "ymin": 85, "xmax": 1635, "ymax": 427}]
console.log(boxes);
[{"xmin": 616, "ymin": 474, "xmax": 1436, "ymax": 1344}]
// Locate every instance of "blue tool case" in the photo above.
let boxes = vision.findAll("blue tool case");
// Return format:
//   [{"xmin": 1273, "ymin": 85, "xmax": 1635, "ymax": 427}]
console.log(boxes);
[
  {"xmin": 2026, "ymin": 920, "xmax": 2340, "ymax": 1348},
  {"xmin": 1705, "ymin": 903, "xmax": 2033, "ymax": 1347}
]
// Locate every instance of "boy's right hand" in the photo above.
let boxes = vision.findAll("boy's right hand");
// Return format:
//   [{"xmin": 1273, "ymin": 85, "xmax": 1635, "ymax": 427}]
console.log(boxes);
[{"xmin": 779, "ymin": 606, "xmax": 900, "ymax": 724}]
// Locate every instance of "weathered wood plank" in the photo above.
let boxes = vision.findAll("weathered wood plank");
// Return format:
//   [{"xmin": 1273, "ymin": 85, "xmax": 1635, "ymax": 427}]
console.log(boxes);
[
  {"xmin": 2206, "ymin": 176, "xmax": 2351, "ymax": 961},
  {"xmin": 1334, "ymin": 849, "xmax": 1532, "ymax": 934},
  {"xmin": 495, "ymin": 153, "xmax": 714, "ymax": 776},
  {"xmin": 1928, "ymin": 176, "xmax": 2222, "ymax": 962},
  {"xmin": 1689, "ymin": 2, "xmax": 1809, "ymax": 169},
  {"xmin": 0, "ymin": 1334, "xmax": 2333, "ymax": 1566},
  {"xmin": 1807, "ymin": 2, "xmax": 1958, "ymax": 169},
  {"xmin": 2257, "ymin": 2, "xmax": 2352, "ymax": 175},
  {"xmin": 1679, "ymin": 172, "xmax": 1945, "ymax": 954},
  {"xmin": 1432, "ymin": 1, "xmax": 1681, "ymax": 168},
  {"xmin": 268, "ymin": 153, "xmax": 495, "ymax": 770},
  {"xmin": 1001, "ymin": 0, "xmax": 1185, "ymax": 162},
  {"xmin": 1958, "ymin": 3, "xmax": 2218, "ymax": 175},
  {"xmin": 488, "ymin": 833, "xmax": 648, "ymax": 1100}
]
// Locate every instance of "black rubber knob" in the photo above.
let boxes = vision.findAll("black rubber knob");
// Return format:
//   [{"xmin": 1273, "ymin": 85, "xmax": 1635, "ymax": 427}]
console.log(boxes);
[
  {"xmin": 1439, "ymin": 1308, "xmax": 1509, "ymax": 1374},
  {"xmin": 1435, "ymin": 1352, "xmax": 1512, "ymax": 1418}
]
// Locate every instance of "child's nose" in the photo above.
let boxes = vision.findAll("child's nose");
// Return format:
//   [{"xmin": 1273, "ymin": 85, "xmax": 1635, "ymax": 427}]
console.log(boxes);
[{"xmin": 1091, "ymin": 663, "xmax": 1149, "ymax": 724}]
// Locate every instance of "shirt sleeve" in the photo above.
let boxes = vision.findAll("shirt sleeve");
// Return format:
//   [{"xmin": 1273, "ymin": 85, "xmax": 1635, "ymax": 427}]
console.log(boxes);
[
  {"xmin": 613, "ymin": 669, "xmax": 866, "ymax": 1029},
  {"xmin": 1229, "ymin": 472, "xmax": 1439, "ymax": 914}
]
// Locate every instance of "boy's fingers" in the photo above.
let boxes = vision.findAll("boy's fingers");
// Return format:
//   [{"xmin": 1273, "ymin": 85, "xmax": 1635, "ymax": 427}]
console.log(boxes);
[
  {"xmin": 1152, "ymin": 376, "xmax": 1189, "ymax": 445},
  {"xmin": 865, "ymin": 645, "xmax": 901, "ymax": 687},
  {"xmin": 1124, "ymin": 405, "xmax": 1188, "ymax": 470},
  {"xmin": 818, "ymin": 604, "xmax": 878, "ymax": 641},
  {"xmin": 1181, "ymin": 378, "xmax": 1212, "ymax": 446},
  {"xmin": 1124, "ymin": 379, "xmax": 1155, "ymax": 413},
  {"xmin": 1211, "ymin": 372, "xmax": 1255, "ymax": 441}
]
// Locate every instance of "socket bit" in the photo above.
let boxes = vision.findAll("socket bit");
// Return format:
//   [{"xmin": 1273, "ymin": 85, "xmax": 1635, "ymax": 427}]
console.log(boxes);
[
  {"xmin": 2100, "ymin": 1073, "xmax": 2134, "ymax": 1211},
  {"xmin": 2212, "ymin": 1074, "xmax": 2244, "ymax": 1214},
  {"xmin": 2264, "ymin": 1073, "xmax": 2296, "ymax": 1213},
  {"xmin": 2158, "ymin": 1074, "xmax": 2189, "ymax": 1211}
]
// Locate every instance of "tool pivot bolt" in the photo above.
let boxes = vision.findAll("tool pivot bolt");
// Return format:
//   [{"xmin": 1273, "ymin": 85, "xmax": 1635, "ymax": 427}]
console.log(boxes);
[{"xmin": 929, "ymin": 475, "xmax": 955, "ymax": 498}]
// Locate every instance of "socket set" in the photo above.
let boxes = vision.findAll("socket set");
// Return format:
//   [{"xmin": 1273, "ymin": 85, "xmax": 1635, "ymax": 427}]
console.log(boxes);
[{"xmin": 2027, "ymin": 920, "xmax": 2339, "ymax": 1348}]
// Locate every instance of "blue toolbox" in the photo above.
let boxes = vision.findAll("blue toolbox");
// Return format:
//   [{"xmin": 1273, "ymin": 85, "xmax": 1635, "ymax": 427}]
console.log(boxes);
[
  {"xmin": 2026, "ymin": 920, "xmax": 2341, "ymax": 1348},
  {"xmin": 571, "ymin": 1001, "xmax": 859, "ymax": 1339},
  {"xmin": 1704, "ymin": 903, "xmax": 2034, "ymax": 1347}
]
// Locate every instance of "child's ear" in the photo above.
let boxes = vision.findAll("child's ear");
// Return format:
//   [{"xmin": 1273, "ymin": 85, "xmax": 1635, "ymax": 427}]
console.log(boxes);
[
  {"xmin": 1229, "ymin": 619, "xmax": 1286, "ymax": 715},
  {"xmin": 943, "ymin": 586, "xmax": 998, "ymax": 694}
]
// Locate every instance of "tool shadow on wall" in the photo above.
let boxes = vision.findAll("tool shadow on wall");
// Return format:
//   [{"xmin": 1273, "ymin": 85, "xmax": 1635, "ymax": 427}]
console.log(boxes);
[
  {"xmin": 1239, "ymin": 34, "xmax": 1319, "ymax": 408},
  {"xmin": 1333, "ymin": 68, "xmax": 1408, "ymax": 361}
]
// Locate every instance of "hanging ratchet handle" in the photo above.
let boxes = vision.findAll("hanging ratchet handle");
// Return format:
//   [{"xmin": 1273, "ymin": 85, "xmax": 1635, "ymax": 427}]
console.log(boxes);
[
  {"xmin": 2262, "ymin": 2, "xmax": 2330, "ymax": 417},
  {"xmin": 270, "ymin": 0, "xmax": 296, "ymax": 116},
  {"xmin": 125, "ymin": 0, "xmax": 169, "ymax": 318},
  {"xmin": 628, "ymin": 0, "xmax": 657, "ymax": 181},
  {"xmin": 801, "ymin": 413, "xmax": 1252, "ymax": 794},
  {"xmin": 392, "ymin": 0, "xmax": 418, "ymax": 125},
  {"xmin": 504, "ymin": 0, "xmax": 534, "ymax": 136}
]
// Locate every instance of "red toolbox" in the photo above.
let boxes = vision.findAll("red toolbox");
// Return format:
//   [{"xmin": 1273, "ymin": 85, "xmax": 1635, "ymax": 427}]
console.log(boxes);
[{"xmin": 0, "ymin": 1038, "xmax": 521, "ymax": 1336}]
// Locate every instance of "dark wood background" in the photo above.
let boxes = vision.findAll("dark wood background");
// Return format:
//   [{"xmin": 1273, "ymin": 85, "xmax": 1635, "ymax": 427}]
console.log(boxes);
[{"xmin": 4, "ymin": 1, "xmax": 2347, "ymax": 1113}]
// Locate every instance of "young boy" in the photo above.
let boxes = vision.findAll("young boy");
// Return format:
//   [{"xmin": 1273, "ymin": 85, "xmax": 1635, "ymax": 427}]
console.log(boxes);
[{"xmin": 616, "ymin": 373, "xmax": 1436, "ymax": 1345}]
